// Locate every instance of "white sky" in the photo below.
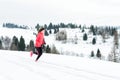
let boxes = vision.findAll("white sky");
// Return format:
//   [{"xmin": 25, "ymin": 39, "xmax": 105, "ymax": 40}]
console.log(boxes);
[{"xmin": 0, "ymin": 0, "xmax": 120, "ymax": 27}]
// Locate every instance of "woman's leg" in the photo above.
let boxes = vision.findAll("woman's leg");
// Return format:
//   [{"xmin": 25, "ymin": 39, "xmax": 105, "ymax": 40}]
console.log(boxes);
[{"xmin": 35, "ymin": 47, "xmax": 42, "ymax": 61}]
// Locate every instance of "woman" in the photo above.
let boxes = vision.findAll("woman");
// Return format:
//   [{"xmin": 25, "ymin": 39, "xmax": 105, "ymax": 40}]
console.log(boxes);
[{"xmin": 30, "ymin": 27, "xmax": 45, "ymax": 62}]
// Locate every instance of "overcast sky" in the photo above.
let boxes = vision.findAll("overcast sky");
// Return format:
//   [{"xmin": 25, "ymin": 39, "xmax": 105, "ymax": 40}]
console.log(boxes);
[{"xmin": 0, "ymin": 0, "xmax": 120, "ymax": 27}]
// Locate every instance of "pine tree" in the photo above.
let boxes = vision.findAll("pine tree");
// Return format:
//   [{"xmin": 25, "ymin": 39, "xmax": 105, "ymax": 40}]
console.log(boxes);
[
  {"xmin": 46, "ymin": 45, "xmax": 51, "ymax": 53},
  {"xmin": 83, "ymin": 33, "xmax": 87, "ymax": 41},
  {"xmin": 19, "ymin": 36, "xmax": 25, "ymax": 51},
  {"xmin": 90, "ymin": 25, "xmax": 94, "ymax": 32},
  {"xmin": 35, "ymin": 24, "xmax": 40, "ymax": 31},
  {"xmin": 49, "ymin": 29, "xmax": 52, "ymax": 34},
  {"xmin": 92, "ymin": 38, "xmax": 96, "ymax": 45},
  {"xmin": 90, "ymin": 25, "xmax": 96, "ymax": 35},
  {"xmin": 13, "ymin": 36, "xmax": 19, "ymax": 47},
  {"xmin": 91, "ymin": 51, "xmax": 94, "ymax": 57},
  {"xmin": 0, "ymin": 40, "xmax": 2, "ymax": 49},
  {"xmin": 82, "ymin": 28, "xmax": 84, "ymax": 32},
  {"xmin": 48, "ymin": 23, "xmax": 53, "ymax": 29},
  {"xmin": 96, "ymin": 49, "xmax": 101, "ymax": 59},
  {"xmin": 44, "ymin": 24, "xmax": 47, "ymax": 29},
  {"xmin": 45, "ymin": 29, "xmax": 49, "ymax": 36},
  {"xmin": 79, "ymin": 25, "xmax": 81, "ymax": 29},
  {"xmin": 54, "ymin": 28, "xmax": 57, "ymax": 34},
  {"xmin": 29, "ymin": 40, "xmax": 34, "ymax": 51}
]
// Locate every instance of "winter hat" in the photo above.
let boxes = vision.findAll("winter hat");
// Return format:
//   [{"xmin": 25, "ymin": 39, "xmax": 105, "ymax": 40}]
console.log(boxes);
[{"xmin": 38, "ymin": 27, "xmax": 45, "ymax": 33}]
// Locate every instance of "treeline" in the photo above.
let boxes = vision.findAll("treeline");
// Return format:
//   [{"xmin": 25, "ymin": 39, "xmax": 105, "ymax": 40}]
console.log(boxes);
[
  {"xmin": 35, "ymin": 22, "xmax": 80, "ymax": 30},
  {"xmin": 35, "ymin": 22, "xmax": 119, "ymax": 30},
  {"xmin": 0, "ymin": 36, "xmax": 58, "ymax": 54},
  {"xmin": 53, "ymin": 24, "xmax": 117, "ymax": 45},
  {"xmin": 0, "ymin": 36, "xmax": 26, "ymax": 51},
  {"xmin": 3, "ymin": 23, "xmax": 29, "ymax": 29},
  {"xmin": 0, "ymin": 36, "xmax": 35, "ymax": 51},
  {"xmin": 35, "ymin": 23, "xmax": 81, "ymax": 36},
  {"xmin": 35, "ymin": 23, "xmax": 118, "ymax": 36}
]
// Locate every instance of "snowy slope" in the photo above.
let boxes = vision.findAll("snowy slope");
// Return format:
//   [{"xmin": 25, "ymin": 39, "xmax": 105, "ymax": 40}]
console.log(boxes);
[
  {"xmin": 0, "ymin": 27, "xmax": 36, "ymax": 45},
  {"xmin": 0, "ymin": 50, "xmax": 120, "ymax": 80},
  {"xmin": 0, "ymin": 27, "xmax": 116, "ymax": 60},
  {"xmin": 45, "ymin": 28, "xmax": 114, "ymax": 60}
]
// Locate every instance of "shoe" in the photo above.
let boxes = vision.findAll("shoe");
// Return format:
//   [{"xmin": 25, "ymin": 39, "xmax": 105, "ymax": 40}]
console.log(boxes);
[{"xmin": 30, "ymin": 51, "xmax": 33, "ymax": 57}]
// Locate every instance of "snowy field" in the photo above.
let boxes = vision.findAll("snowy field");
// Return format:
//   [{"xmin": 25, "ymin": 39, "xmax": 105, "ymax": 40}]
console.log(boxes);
[
  {"xmin": 0, "ymin": 50, "xmax": 120, "ymax": 80},
  {"xmin": 0, "ymin": 26, "xmax": 120, "ymax": 80},
  {"xmin": 45, "ymin": 28, "xmax": 114, "ymax": 60},
  {"xmin": 0, "ymin": 27, "xmax": 116, "ymax": 60},
  {"xmin": 0, "ymin": 27, "xmax": 36, "ymax": 45}
]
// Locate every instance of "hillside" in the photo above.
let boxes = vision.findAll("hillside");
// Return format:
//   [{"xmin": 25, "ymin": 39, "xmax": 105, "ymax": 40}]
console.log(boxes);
[
  {"xmin": 0, "ymin": 50, "xmax": 120, "ymax": 80},
  {"xmin": 0, "ymin": 27, "xmax": 36, "ymax": 45},
  {"xmin": 45, "ymin": 28, "xmax": 115, "ymax": 61},
  {"xmin": 0, "ymin": 26, "xmax": 119, "ymax": 62}
]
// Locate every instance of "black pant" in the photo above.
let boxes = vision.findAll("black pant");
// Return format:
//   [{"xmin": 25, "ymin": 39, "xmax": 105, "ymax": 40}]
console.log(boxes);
[{"xmin": 33, "ymin": 47, "xmax": 42, "ymax": 61}]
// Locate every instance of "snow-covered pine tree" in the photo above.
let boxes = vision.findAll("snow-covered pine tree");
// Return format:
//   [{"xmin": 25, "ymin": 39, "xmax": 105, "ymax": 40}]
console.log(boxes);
[
  {"xmin": 10, "ymin": 36, "xmax": 19, "ymax": 50},
  {"xmin": 109, "ymin": 30, "xmax": 120, "ymax": 62}
]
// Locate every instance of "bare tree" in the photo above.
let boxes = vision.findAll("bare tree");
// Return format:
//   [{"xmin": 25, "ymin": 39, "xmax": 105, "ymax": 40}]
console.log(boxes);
[
  {"xmin": 114, "ymin": 30, "xmax": 119, "ymax": 48},
  {"xmin": 51, "ymin": 44, "xmax": 59, "ymax": 54},
  {"xmin": 56, "ymin": 30, "xmax": 67, "ymax": 41},
  {"xmin": 74, "ymin": 34, "xmax": 78, "ymax": 44},
  {"xmin": 3, "ymin": 36, "xmax": 11, "ymax": 50}
]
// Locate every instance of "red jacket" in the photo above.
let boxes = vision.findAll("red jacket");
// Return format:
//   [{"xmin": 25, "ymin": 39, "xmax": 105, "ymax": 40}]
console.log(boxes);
[{"xmin": 35, "ymin": 32, "xmax": 45, "ymax": 47}]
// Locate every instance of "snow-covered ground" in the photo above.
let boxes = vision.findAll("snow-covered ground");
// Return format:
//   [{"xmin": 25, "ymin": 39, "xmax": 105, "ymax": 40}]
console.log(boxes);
[
  {"xmin": 0, "ymin": 27, "xmax": 36, "ymax": 45},
  {"xmin": 45, "ymin": 28, "xmax": 114, "ymax": 60},
  {"xmin": 0, "ymin": 27, "xmax": 120, "ymax": 80},
  {"xmin": 0, "ymin": 50, "xmax": 120, "ymax": 80}
]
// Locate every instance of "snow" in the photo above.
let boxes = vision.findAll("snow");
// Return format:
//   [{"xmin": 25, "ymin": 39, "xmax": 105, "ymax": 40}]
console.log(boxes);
[
  {"xmin": 0, "ymin": 27, "xmax": 120, "ymax": 80},
  {"xmin": 45, "ymin": 28, "xmax": 114, "ymax": 60},
  {"xmin": 0, "ymin": 27, "xmax": 36, "ymax": 45},
  {"xmin": 0, "ymin": 27, "xmax": 116, "ymax": 59},
  {"xmin": 0, "ymin": 50, "xmax": 120, "ymax": 80}
]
